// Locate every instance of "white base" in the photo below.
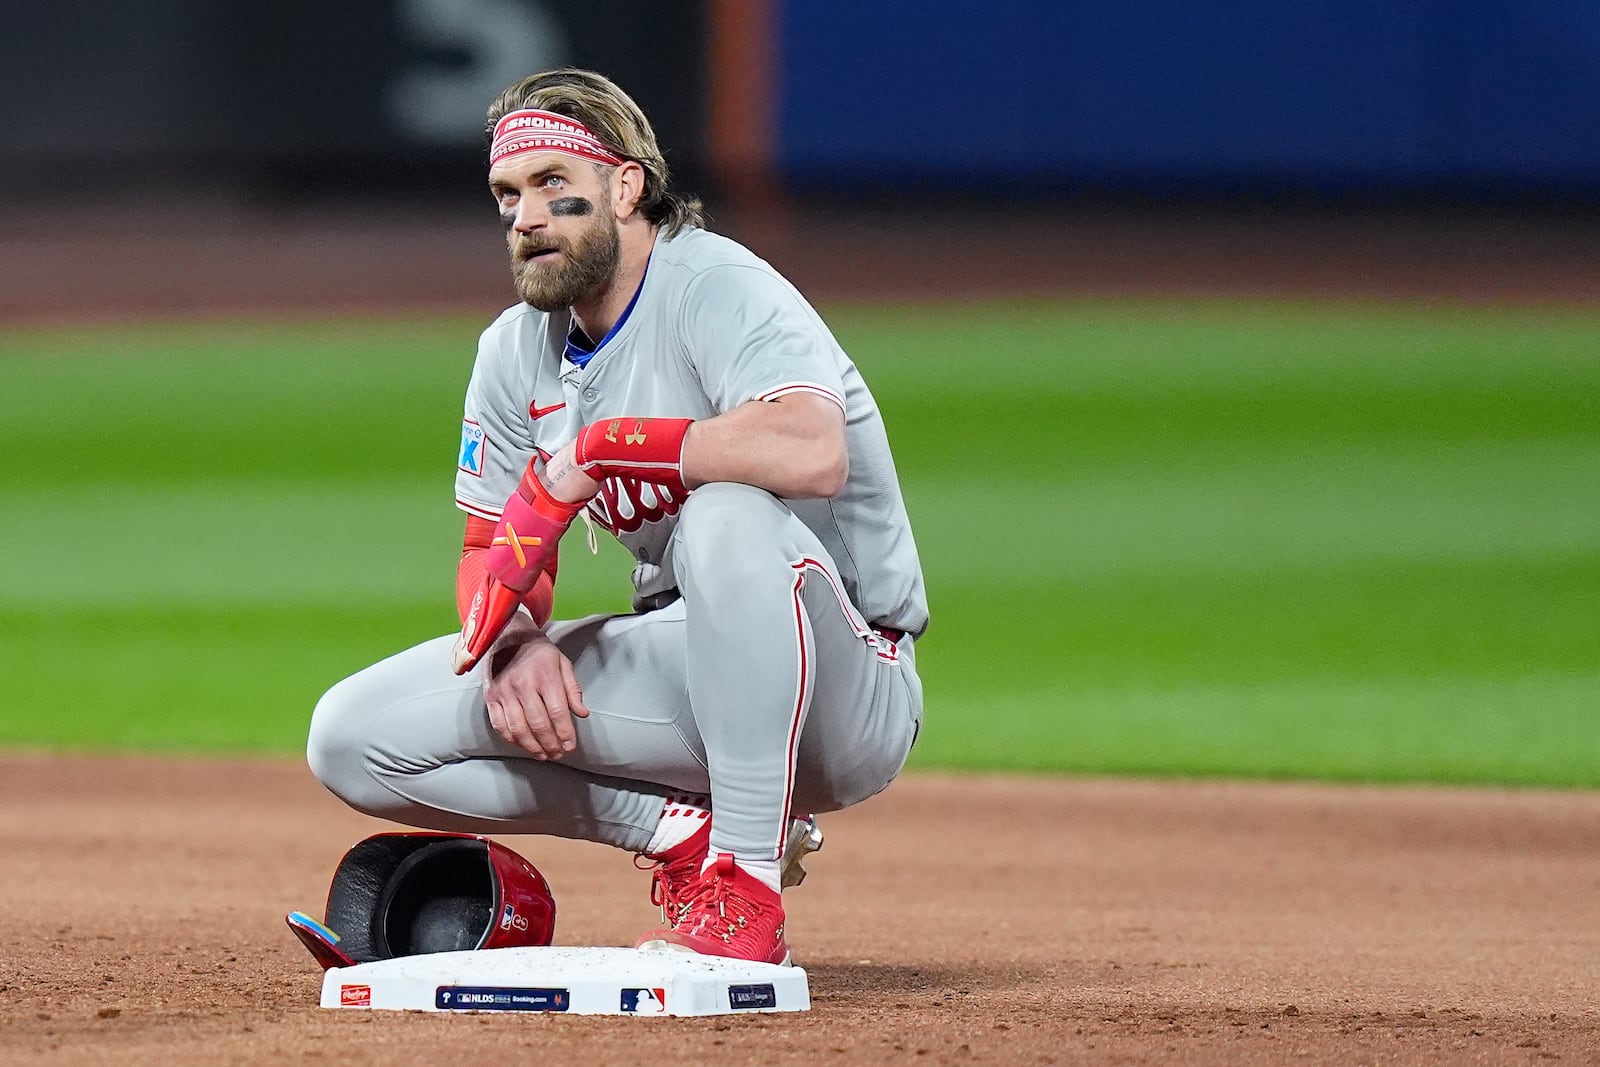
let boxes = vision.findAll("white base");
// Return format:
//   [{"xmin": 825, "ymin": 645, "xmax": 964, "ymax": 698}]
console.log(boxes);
[{"xmin": 320, "ymin": 945, "xmax": 809, "ymax": 1016}]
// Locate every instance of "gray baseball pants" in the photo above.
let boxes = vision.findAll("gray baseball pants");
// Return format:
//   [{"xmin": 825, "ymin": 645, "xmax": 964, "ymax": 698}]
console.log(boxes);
[{"xmin": 307, "ymin": 483, "xmax": 922, "ymax": 861}]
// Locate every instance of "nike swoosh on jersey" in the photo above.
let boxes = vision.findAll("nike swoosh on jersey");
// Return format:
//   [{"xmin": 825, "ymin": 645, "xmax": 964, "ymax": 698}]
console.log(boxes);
[{"xmin": 529, "ymin": 401, "xmax": 567, "ymax": 420}]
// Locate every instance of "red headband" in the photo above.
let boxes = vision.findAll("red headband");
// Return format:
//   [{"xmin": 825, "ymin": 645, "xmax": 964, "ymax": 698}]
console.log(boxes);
[{"xmin": 490, "ymin": 109, "xmax": 625, "ymax": 168}]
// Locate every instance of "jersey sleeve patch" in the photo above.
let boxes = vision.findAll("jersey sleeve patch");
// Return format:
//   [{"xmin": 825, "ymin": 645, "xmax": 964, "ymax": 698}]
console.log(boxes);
[{"xmin": 458, "ymin": 420, "xmax": 487, "ymax": 477}]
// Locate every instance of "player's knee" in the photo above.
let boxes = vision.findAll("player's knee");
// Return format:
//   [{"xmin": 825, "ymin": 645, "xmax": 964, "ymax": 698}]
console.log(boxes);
[
  {"xmin": 305, "ymin": 676, "xmax": 379, "ymax": 809},
  {"xmin": 673, "ymin": 482, "xmax": 789, "ymax": 587},
  {"xmin": 678, "ymin": 481, "xmax": 784, "ymax": 535},
  {"xmin": 793, "ymin": 757, "xmax": 902, "ymax": 815}
]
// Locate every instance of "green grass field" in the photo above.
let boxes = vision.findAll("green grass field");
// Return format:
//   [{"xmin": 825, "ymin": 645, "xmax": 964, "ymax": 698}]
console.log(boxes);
[{"xmin": 2, "ymin": 300, "xmax": 1596, "ymax": 784}]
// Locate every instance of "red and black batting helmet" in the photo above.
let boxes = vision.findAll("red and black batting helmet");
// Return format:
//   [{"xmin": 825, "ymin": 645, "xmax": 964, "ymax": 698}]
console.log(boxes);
[{"xmin": 288, "ymin": 832, "xmax": 555, "ymax": 967}]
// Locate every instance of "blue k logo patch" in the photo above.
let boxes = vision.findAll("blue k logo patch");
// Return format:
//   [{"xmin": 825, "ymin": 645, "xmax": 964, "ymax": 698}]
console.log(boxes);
[{"xmin": 459, "ymin": 420, "xmax": 486, "ymax": 477}]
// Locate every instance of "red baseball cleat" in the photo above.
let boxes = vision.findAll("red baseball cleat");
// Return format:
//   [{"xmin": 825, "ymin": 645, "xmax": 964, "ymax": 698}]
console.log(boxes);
[
  {"xmin": 637, "ymin": 820, "xmax": 712, "ymax": 930},
  {"xmin": 637, "ymin": 853, "xmax": 791, "ymax": 966},
  {"xmin": 635, "ymin": 815, "xmax": 823, "ymax": 932}
]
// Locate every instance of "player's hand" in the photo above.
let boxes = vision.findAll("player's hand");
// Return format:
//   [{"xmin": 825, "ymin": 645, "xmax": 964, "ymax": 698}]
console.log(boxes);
[
  {"xmin": 483, "ymin": 616, "xmax": 590, "ymax": 760},
  {"xmin": 541, "ymin": 440, "xmax": 603, "ymax": 503}
]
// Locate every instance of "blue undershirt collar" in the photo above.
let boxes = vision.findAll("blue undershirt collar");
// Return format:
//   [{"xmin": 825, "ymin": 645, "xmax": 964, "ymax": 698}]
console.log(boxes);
[{"xmin": 565, "ymin": 252, "xmax": 651, "ymax": 369}]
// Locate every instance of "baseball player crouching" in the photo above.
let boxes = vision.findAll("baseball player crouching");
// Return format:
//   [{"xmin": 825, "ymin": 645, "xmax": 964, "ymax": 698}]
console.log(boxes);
[{"xmin": 307, "ymin": 69, "xmax": 928, "ymax": 966}]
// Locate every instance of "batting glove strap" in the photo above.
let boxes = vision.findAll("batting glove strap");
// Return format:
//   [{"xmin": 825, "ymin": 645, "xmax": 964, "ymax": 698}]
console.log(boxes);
[
  {"xmin": 486, "ymin": 464, "xmax": 585, "ymax": 594},
  {"xmin": 574, "ymin": 417, "xmax": 693, "ymax": 492}
]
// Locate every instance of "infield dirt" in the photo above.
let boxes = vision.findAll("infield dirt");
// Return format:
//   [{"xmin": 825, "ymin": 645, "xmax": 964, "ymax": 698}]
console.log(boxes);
[{"xmin": 2, "ymin": 755, "xmax": 1597, "ymax": 1065}]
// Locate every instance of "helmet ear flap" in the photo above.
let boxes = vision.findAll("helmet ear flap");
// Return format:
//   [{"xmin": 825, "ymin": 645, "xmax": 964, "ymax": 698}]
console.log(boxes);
[
  {"xmin": 318, "ymin": 833, "xmax": 556, "ymax": 963},
  {"xmin": 481, "ymin": 838, "xmax": 558, "ymax": 949}
]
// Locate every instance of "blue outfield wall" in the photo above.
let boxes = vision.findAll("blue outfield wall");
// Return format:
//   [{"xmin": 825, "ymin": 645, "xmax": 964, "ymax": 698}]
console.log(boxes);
[{"xmin": 776, "ymin": 1, "xmax": 1600, "ymax": 193}]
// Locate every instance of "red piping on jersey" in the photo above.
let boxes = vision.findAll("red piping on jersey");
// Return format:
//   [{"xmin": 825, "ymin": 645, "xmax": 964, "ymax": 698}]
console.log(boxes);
[
  {"xmin": 779, "ymin": 563, "xmax": 813, "ymax": 859},
  {"xmin": 774, "ymin": 556, "xmax": 904, "ymax": 855},
  {"xmin": 790, "ymin": 556, "xmax": 901, "ymax": 665},
  {"xmin": 757, "ymin": 382, "xmax": 847, "ymax": 415}
]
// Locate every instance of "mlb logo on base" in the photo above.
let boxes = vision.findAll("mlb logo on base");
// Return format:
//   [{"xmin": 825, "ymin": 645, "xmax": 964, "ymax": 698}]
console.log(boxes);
[{"xmin": 620, "ymin": 987, "xmax": 667, "ymax": 1014}]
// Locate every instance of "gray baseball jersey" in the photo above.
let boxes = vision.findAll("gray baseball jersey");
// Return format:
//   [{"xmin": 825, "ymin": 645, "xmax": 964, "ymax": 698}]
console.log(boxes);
[
  {"xmin": 453, "ymin": 225, "xmax": 928, "ymax": 636},
  {"xmin": 310, "ymin": 225, "xmax": 927, "ymax": 870}
]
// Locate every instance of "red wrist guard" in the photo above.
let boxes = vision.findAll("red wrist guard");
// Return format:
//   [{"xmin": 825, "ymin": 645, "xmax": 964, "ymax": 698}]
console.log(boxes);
[{"xmin": 574, "ymin": 417, "xmax": 693, "ymax": 492}]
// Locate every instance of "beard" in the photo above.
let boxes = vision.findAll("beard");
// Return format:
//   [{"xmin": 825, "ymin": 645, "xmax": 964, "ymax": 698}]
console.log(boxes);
[{"xmin": 509, "ymin": 212, "xmax": 621, "ymax": 312}]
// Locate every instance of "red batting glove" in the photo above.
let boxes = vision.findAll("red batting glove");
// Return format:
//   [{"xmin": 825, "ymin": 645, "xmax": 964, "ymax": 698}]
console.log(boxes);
[
  {"xmin": 451, "ymin": 463, "xmax": 588, "ymax": 675},
  {"xmin": 452, "ymin": 580, "xmax": 526, "ymax": 676},
  {"xmin": 574, "ymin": 417, "xmax": 693, "ymax": 493}
]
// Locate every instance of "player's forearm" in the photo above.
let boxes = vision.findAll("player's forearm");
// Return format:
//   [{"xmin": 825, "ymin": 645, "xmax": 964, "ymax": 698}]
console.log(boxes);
[
  {"xmin": 681, "ymin": 395, "xmax": 848, "ymax": 499},
  {"xmin": 562, "ymin": 394, "xmax": 847, "ymax": 501}
]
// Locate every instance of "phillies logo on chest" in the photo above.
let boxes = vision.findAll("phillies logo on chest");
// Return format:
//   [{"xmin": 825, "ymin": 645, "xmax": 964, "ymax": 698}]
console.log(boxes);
[{"xmin": 587, "ymin": 476, "xmax": 683, "ymax": 534}]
